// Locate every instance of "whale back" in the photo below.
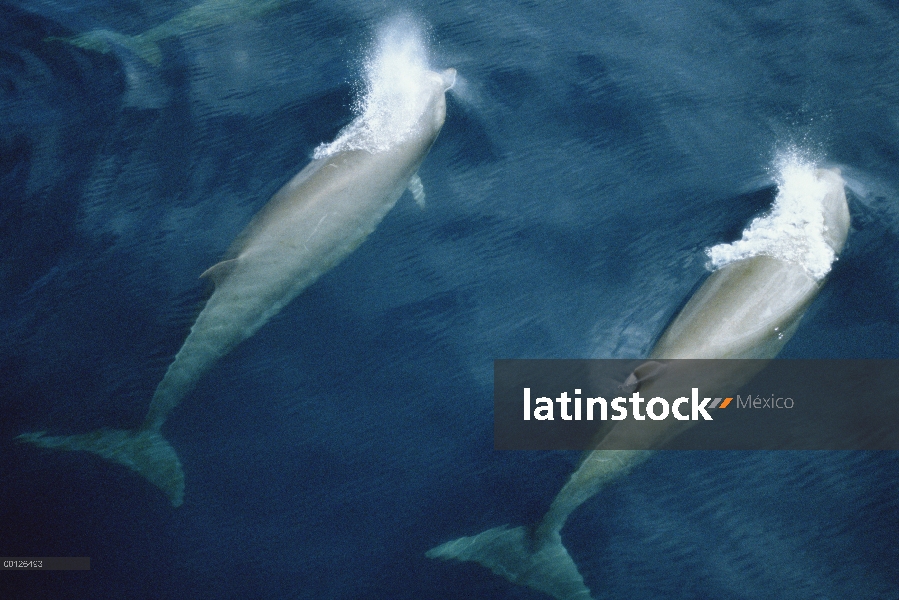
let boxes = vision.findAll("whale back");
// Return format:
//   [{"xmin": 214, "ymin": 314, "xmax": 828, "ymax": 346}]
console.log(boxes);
[
  {"xmin": 220, "ymin": 69, "xmax": 452, "ymax": 262},
  {"xmin": 651, "ymin": 167, "xmax": 849, "ymax": 360}
]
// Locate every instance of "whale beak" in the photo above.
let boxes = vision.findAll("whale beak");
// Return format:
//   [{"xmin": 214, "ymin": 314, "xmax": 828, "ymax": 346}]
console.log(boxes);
[{"xmin": 440, "ymin": 68, "xmax": 457, "ymax": 91}]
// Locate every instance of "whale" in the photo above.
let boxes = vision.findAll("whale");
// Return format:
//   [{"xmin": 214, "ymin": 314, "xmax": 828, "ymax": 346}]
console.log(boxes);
[
  {"xmin": 427, "ymin": 167, "xmax": 851, "ymax": 600},
  {"xmin": 48, "ymin": 0, "xmax": 289, "ymax": 65},
  {"xmin": 17, "ymin": 63, "xmax": 457, "ymax": 507}
]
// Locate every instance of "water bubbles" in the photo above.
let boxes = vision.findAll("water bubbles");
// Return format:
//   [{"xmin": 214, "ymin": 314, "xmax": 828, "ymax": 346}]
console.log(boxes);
[
  {"xmin": 313, "ymin": 17, "xmax": 436, "ymax": 158},
  {"xmin": 705, "ymin": 149, "xmax": 840, "ymax": 280}
]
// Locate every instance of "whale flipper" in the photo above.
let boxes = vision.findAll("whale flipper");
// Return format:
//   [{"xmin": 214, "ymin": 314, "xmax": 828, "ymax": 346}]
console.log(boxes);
[
  {"xmin": 427, "ymin": 526, "xmax": 593, "ymax": 600},
  {"xmin": 17, "ymin": 429, "xmax": 184, "ymax": 506},
  {"xmin": 408, "ymin": 173, "xmax": 426, "ymax": 209}
]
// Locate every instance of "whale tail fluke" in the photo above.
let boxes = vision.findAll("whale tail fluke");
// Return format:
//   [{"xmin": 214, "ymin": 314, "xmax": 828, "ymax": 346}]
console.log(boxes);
[
  {"xmin": 426, "ymin": 525, "xmax": 594, "ymax": 600},
  {"xmin": 16, "ymin": 428, "xmax": 184, "ymax": 507},
  {"xmin": 48, "ymin": 30, "xmax": 163, "ymax": 66}
]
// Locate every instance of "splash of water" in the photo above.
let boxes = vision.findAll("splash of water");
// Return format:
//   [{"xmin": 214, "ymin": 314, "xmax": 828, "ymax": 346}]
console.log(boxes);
[
  {"xmin": 314, "ymin": 19, "xmax": 435, "ymax": 158},
  {"xmin": 706, "ymin": 151, "xmax": 838, "ymax": 280}
]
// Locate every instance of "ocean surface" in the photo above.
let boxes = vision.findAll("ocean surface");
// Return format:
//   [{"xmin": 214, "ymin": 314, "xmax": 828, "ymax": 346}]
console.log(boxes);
[{"xmin": 2, "ymin": 0, "xmax": 899, "ymax": 598}]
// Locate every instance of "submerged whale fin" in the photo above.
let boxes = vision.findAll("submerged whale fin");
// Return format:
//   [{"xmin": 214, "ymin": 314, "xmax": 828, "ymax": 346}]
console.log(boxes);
[
  {"xmin": 427, "ymin": 526, "xmax": 593, "ymax": 600},
  {"xmin": 408, "ymin": 173, "xmax": 426, "ymax": 209},
  {"xmin": 200, "ymin": 258, "xmax": 239, "ymax": 286},
  {"xmin": 16, "ymin": 429, "xmax": 185, "ymax": 506},
  {"xmin": 620, "ymin": 360, "xmax": 667, "ymax": 393},
  {"xmin": 49, "ymin": 29, "xmax": 163, "ymax": 66}
]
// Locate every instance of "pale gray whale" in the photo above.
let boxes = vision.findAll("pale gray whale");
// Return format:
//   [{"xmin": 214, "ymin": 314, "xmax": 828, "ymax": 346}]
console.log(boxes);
[
  {"xmin": 427, "ymin": 166, "xmax": 850, "ymax": 600},
  {"xmin": 18, "ymin": 44, "xmax": 455, "ymax": 506}
]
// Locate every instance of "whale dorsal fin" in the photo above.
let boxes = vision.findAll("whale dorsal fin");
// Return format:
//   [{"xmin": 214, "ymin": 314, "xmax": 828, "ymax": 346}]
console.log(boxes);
[
  {"xmin": 200, "ymin": 258, "xmax": 239, "ymax": 286},
  {"xmin": 620, "ymin": 360, "xmax": 667, "ymax": 393},
  {"xmin": 408, "ymin": 173, "xmax": 426, "ymax": 209}
]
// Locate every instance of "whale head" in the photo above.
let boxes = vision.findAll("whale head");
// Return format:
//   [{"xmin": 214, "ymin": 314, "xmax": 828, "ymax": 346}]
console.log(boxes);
[
  {"xmin": 418, "ymin": 67, "xmax": 456, "ymax": 135},
  {"xmin": 438, "ymin": 68, "xmax": 457, "ymax": 91},
  {"xmin": 313, "ymin": 21, "xmax": 454, "ymax": 159},
  {"xmin": 815, "ymin": 167, "xmax": 850, "ymax": 256}
]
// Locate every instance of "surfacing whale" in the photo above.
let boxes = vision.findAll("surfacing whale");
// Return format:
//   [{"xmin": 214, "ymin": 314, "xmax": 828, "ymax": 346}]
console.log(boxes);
[
  {"xmin": 427, "ymin": 165, "xmax": 851, "ymax": 600},
  {"xmin": 18, "ymin": 29, "xmax": 456, "ymax": 506}
]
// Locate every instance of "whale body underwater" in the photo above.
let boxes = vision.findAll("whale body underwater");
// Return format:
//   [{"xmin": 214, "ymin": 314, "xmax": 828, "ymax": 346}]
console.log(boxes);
[
  {"xmin": 427, "ymin": 168, "xmax": 851, "ymax": 600},
  {"xmin": 18, "ymin": 67, "xmax": 457, "ymax": 507},
  {"xmin": 51, "ymin": 0, "xmax": 290, "ymax": 66}
]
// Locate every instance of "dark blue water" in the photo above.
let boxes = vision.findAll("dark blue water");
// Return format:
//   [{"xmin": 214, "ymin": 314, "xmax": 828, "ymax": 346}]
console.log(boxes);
[{"xmin": 2, "ymin": 1, "xmax": 899, "ymax": 598}]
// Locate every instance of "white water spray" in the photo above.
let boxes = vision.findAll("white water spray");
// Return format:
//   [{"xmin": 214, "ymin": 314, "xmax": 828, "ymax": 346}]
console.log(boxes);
[
  {"xmin": 314, "ymin": 19, "xmax": 438, "ymax": 158},
  {"xmin": 706, "ymin": 151, "xmax": 840, "ymax": 280}
]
